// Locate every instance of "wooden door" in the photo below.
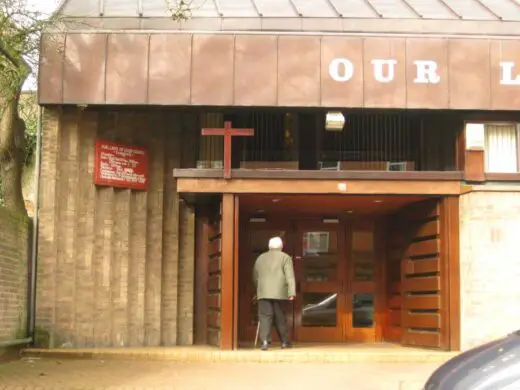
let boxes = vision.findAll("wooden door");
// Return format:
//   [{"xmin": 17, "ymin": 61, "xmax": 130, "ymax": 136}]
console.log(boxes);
[
  {"xmin": 293, "ymin": 220, "xmax": 346, "ymax": 342},
  {"xmin": 238, "ymin": 219, "xmax": 295, "ymax": 344},
  {"xmin": 239, "ymin": 217, "xmax": 385, "ymax": 345},
  {"xmin": 344, "ymin": 219, "xmax": 379, "ymax": 343}
]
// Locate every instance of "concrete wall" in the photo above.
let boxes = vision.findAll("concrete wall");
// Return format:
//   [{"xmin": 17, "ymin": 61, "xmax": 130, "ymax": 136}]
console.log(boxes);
[
  {"xmin": 459, "ymin": 189, "xmax": 520, "ymax": 350},
  {"xmin": 36, "ymin": 106, "xmax": 198, "ymax": 348},
  {"xmin": 0, "ymin": 207, "xmax": 30, "ymax": 343}
]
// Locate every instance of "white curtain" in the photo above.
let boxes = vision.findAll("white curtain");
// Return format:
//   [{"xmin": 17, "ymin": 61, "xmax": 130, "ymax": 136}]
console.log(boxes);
[{"xmin": 485, "ymin": 124, "xmax": 518, "ymax": 173}]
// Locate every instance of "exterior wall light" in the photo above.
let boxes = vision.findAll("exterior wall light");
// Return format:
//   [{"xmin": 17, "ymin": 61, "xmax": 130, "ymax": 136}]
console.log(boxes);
[{"xmin": 325, "ymin": 111, "xmax": 345, "ymax": 131}]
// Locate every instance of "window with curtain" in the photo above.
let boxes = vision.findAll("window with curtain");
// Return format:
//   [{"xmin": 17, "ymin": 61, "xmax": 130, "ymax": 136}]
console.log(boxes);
[{"xmin": 484, "ymin": 123, "xmax": 519, "ymax": 173}]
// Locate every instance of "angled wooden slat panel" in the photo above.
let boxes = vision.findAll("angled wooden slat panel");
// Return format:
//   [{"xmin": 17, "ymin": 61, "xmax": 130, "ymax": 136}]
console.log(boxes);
[
  {"xmin": 403, "ymin": 258, "xmax": 441, "ymax": 275},
  {"xmin": 398, "ymin": 197, "xmax": 454, "ymax": 351},
  {"xmin": 406, "ymin": 238, "xmax": 440, "ymax": 258},
  {"xmin": 403, "ymin": 276, "xmax": 441, "ymax": 292},
  {"xmin": 207, "ymin": 310, "xmax": 221, "ymax": 328},
  {"xmin": 208, "ymin": 257, "xmax": 221, "ymax": 274},
  {"xmin": 209, "ymin": 238, "xmax": 221, "ymax": 256},
  {"xmin": 206, "ymin": 200, "xmax": 223, "ymax": 347},
  {"xmin": 406, "ymin": 313, "xmax": 441, "ymax": 329},
  {"xmin": 400, "ymin": 199, "xmax": 440, "ymax": 221},
  {"xmin": 405, "ymin": 295, "xmax": 441, "ymax": 310},
  {"xmin": 403, "ymin": 330, "xmax": 441, "ymax": 348},
  {"xmin": 208, "ymin": 293, "xmax": 221, "ymax": 309},
  {"xmin": 414, "ymin": 220, "xmax": 440, "ymax": 238},
  {"xmin": 207, "ymin": 328, "xmax": 220, "ymax": 346}
]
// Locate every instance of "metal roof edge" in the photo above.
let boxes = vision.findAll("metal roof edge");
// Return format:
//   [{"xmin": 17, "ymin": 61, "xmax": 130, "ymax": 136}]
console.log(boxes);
[
  {"xmin": 56, "ymin": 16, "xmax": 520, "ymax": 38},
  {"xmin": 49, "ymin": 28, "xmax": 520, "ymax": 40}
]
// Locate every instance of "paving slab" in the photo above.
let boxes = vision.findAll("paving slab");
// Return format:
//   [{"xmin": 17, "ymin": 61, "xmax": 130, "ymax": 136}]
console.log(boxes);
[{"xmin": 0, "ymin": 359, "xmax": 438, "ymax": 390}]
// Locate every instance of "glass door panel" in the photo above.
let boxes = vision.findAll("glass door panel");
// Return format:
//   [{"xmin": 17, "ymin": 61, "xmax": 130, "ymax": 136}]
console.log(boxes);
[
  {"xmin": 346, "ymin": 219, "xmax": 377, "ymax": 342},
  {"xmin": 301, "ymin": 292, "xmax": 338, "ymax": 327},
  {"xmin": 239, "ymin": 220, "xmax": 294, "ymax": 344},
  {"xmin": 295, "ymin": 221, "xmax": 345, "ymax": 342}
]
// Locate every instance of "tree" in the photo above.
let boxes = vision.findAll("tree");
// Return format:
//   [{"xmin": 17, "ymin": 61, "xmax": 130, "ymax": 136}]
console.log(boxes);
[
  {"xmin": 0, "ymin": 0, "xmax": 191, "ymax": 213},
  {"xmin": 0, "ymin": 0, "xmax": 60, "ymax": 214},
  {"xmin": 165, "ymin": 0, "xmax": 194, "ymax": 20}
]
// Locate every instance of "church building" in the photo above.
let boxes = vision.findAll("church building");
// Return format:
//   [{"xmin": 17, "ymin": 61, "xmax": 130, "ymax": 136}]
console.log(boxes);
[{"xmin": 36, "ymin": 0, "xmax": 520, "ymax": 352}]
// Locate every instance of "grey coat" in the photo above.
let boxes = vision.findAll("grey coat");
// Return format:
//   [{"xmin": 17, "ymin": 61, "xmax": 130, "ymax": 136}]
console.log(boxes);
[{"xmin": 253, "ymin": 249, "xmax": 296, "ymax": 300}]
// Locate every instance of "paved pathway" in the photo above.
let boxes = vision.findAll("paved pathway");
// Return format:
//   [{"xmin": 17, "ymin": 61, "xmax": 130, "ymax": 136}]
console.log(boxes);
[{"xmin": 0, "ymin": 359, "xmax": 438, "ymax": 390}]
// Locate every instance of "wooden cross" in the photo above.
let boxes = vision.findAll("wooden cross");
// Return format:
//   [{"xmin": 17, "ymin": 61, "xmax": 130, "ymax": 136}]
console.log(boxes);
[{"xmin": 201, "ymin": 121, "xmax": 254, "ymax": 179}]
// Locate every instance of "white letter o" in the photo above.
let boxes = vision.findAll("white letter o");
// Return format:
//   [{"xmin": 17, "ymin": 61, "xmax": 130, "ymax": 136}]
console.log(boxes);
[{"xmin": 329, "ymin": 58, "xmax": 354, "ymax": 82}]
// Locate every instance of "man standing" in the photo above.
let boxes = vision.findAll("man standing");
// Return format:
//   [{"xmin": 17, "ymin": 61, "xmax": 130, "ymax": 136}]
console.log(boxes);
[{"xmin": 253, "ymin": 236, "xmax": 296, "ymax": 351}]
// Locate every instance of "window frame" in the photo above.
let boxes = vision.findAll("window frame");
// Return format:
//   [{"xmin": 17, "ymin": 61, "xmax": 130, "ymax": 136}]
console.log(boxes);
[{"xmin": 483, "ymin": 121, "xmax": 520, "ymax": 174}]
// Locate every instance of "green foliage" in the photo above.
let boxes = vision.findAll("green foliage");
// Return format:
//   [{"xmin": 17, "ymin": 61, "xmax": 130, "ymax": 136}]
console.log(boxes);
[
  {"xmin": 0, "ymin": 95, "xmax": 36, "ymax": 206},
  {"xmin": 0, "ymin": 0, "xmax": 188, "ymax": 208},
  {"xmin": 0, "ymin": 0, "xmax": 60, "ymax": 211},
  {"xmin": 165, "ymin": 0, "xmax": 196, "ymax": 20},
  {"xmin": 18, "ymin": 92, "xmax": 37, "ymax": 164}
]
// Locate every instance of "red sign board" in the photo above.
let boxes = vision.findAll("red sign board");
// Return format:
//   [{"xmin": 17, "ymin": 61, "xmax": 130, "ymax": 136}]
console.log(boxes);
[{"xmin": 94, "ymin": 140, "xmax": 148, "ymax": 190}]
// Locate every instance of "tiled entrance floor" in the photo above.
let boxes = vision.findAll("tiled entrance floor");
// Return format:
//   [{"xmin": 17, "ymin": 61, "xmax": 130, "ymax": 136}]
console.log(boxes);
[{"xmin": 22, "ymin": 342, "xmax": 458, "ymax": 364}]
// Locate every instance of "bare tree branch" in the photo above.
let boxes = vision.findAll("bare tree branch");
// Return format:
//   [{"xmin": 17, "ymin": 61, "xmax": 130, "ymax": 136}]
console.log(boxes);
[
  {"xmin": 0, "ymin": 0, "xmax": 62, "ymax": 212},
  {"xmin": 0, "ymin": 0, "xmax": 195, "ymax": 211}
]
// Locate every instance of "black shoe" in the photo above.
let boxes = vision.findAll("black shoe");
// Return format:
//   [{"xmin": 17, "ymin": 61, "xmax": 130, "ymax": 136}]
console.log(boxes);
[
  {"xmin": 261, "ymin": 341, "xmax": 269, "ymax": 351},
  {"xmin": 281, "ymin": 342, "xmax": 292, "ymax": 349}
]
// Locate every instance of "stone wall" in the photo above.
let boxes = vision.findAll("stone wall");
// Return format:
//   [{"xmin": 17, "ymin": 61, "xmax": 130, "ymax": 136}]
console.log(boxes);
[
  {"xmin": 36, "ymin": 106, "xmax": 198, "ymax": 348},
  {"xmin": 0, "ymin": 207, "xmax": 30, "ymax": 343},
  {"xmin": 459, "ymin": 189, "xmax": 520, "ymax": 350}
]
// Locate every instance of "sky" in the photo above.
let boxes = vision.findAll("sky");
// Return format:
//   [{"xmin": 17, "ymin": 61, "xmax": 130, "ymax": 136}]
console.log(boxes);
[
  {"xmin": 23, "ymin": 0, "xmax": 60, "ymax": 90},
  {"xmin": 27, "ymin": 0, "xmax": 59, "ymax": 14}
]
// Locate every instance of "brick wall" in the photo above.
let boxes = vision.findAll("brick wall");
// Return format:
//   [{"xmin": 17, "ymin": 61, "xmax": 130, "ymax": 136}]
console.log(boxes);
[
  {"xmin": 0, "ymin": 207, "xmax": 30, "ymax": 343},
  {"xmin": 36, "ymin": 106, "xmax": 198, "ymax": 348},
  {"xmin": 459, "ymin": 189, "xmax": 520, "ymax": 350}
]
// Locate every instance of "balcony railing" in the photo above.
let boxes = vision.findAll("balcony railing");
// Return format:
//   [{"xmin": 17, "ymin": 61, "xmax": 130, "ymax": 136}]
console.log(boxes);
[{"xmin": 190, "ymin": 110, "xmax": 460, "ymax": 176}]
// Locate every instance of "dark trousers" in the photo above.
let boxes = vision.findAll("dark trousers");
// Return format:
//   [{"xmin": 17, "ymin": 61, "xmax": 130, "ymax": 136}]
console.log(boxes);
[{"xmin": 258, "ymin": 299, "xmax": 289, "ymax": 344}]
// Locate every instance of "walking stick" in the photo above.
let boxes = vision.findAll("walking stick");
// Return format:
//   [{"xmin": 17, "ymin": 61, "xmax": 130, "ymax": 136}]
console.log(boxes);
[
  {"xmin": 254, "ymin": 321, "xmax": 260, "ymax": 348},
  {"xmin": 253, "ymin": 295, "xmax": 259, "ymax": 348}
]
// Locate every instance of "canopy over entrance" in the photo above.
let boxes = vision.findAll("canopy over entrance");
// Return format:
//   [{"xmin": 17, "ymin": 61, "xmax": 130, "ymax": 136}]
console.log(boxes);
[{"xmin": 194, "ymin": 193, "xmax": 460, "ymax": 350}]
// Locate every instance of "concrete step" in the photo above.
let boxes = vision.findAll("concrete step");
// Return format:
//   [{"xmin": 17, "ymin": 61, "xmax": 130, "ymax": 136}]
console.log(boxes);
[{"xmin": 22, "ymin": 345, "xmax": 458, "ymax": 364}]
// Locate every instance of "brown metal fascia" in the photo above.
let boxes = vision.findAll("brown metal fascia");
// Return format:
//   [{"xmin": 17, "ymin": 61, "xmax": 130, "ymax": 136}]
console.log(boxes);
[
  {"xmin": 474, "ymin": 0, "xmax": 502, "ymax": 20},
  {"xmin": 437, "ymin": 0, "xmax": 462, "ymax": 19}
]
